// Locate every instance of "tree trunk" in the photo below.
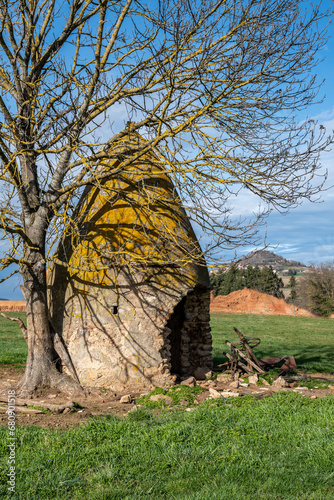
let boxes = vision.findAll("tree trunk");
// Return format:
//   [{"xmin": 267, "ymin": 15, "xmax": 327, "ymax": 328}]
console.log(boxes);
[{"xmin": 18, "ymin": 244, "xmax": 82, "ymax": 397}]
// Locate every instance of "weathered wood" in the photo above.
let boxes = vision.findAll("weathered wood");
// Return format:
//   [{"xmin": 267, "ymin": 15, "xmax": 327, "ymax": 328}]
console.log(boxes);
[
  {"xmin": 226, "ymin": 340, "xmax": 266, "ymax": 374},
  {"xmin": 233, "ymin": 327, "xmax": 264, "ymax": 367},
  {"xmin": 0, "ymin": 404, "xmax": 44, "ymax": 414},
  {"xmin": 236, "ymin": 360, "xmax": 253, "ymax": 374},
  {"xmin": 0, "ymin": 396, "xmax": 76, "ymax": 413}
]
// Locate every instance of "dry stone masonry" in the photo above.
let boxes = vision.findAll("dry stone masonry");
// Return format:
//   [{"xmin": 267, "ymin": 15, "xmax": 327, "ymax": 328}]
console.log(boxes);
[{"xmin": 48, "ymin": 132, "xmax": 212, "ymax": 391}]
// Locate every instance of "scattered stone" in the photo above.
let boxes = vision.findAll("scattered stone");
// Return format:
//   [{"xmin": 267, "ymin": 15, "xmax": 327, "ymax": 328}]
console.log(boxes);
[
  {"xmin": 149, "ymin": 394, "xmax": 173, "ymax": 405},
  {"xmin": 180, "ymin": 376, "xmax": 196, "ymax": 387},
  {"xmin": 272, "ymin": 376, "xmax": 288, "ymax": 388},
  {"xmin": 179, "ymin": 399, "xmax": 188, "ymax": 406},
  {"xmin": 270, "ymin": 386, "xmax": 282, "ymax": 393},
  {"xmin": 216, "ymin": 373, "xmax": 233, "ymax": 384},
  {"xmin": 260, "ymin": 378, "xmax": 270, "ymax": 386},
  {"xmin": 239, "ymin": 382, "xmax": 249, "ymax": 388},
  {"xmin": 289, "ymin": 382, "xmax": 297, "ymax": 388},
  {"xmin": 47, "ymin": 394, "xmax": 57, "ymax": 399},
  {"xmin": 328, "ymin": 385, "xmax": 334, "ymax": 390},
  {"xmin": 206, "ymin": 380, "xmax": 216, "ymax": 388},
  {"xmin": 248, "ymin": 374, "xmax": 259, "ymax": 385},
  {"xmin": 295, "ymin": 386, "xmax": 309, "ymax": 390},
  {"xmin": 185, "ymin": 408, "xmax": 194, "ymax": 412},
  {"xmin": 120, "ymin": 394, "xmax": 132, "ymax": 404},
  {"xmin": 194, "ymin": 367, "xmax": 212, "ymax": 380},
  {"xmin": 199, "ymin": 380, "xmax": 216, "ymax": 389},
  {"xmin": 62, "ymin": 407, "xmax": 72, "ymax": 415},
  {"xmin": 208, "ymin": 388, "xmax": 240, "ymax": 399},
  {"xmin": 229, "ymin": 381, "xmax": 239, "ymax": 389},
  {"xmin": 209, "ymin": 388, "xmax": 221, "ymax": 399},
  {"xmin": 197, "ymin": 381, "xmax": 209, "ymax": 389},
  {"xmin": 220, "ymin": 391, "xmax": 240, "ymax": 398},
  {"xmin": 310, "ymin": 395, "xmax": 317, "ymax": 399}
]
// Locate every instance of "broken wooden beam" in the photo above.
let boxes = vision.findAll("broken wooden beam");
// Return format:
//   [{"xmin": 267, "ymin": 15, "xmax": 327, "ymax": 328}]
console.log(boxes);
[
  {"xmin": 233, "ymin": 327, "xmax": 264, "ymax": 368},
  {"xmin": 226, "ymin": 340, "xmax": 266, "ymax": 375}
]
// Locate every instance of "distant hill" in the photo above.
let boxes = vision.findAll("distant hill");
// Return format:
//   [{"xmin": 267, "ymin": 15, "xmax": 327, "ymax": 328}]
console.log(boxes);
[{"xmin": 238, "ymin": 250, "xmax": 305, "ymax": 269}]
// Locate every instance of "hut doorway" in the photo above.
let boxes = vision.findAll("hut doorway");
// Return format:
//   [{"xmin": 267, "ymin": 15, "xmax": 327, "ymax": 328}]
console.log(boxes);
[{"xmin": 166, "ymin": 297, "xmax": 186, "ymax": 375}]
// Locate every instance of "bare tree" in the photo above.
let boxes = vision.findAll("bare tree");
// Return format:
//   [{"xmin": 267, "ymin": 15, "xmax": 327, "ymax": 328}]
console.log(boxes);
[
  {"xmin": 297, "ymin": 263, "xmax": 334, "ymax": 317},
  {"xmin": 0, "ymin": 0, "xmax": 332, "ymax": 395}
]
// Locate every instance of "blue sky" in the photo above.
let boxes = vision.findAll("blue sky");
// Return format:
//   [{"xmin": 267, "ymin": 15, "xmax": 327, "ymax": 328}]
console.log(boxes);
[
  {"xmin": 1, "ymin": 2, "xmax": 334, "ymax": 299},
  {"xmin": 219, "ymin": 10, "xmax": 334, "ymax": 267}
]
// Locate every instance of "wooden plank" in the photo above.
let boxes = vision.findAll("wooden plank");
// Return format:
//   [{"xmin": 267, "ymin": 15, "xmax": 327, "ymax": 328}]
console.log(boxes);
[
  {"xmin": 233, "ymin": 327, "xmax": 264, "ymax": 367},
  {"xmin": 237, "ymin": 360, "xmax": 253, "ymax": 374},
  {"xmin": 0, "ymin": 404, "xmax": 44, "ymax": 414},
  {"xmin": 226, "ymin": 340, "xmax": 266, "ymax": 374}
]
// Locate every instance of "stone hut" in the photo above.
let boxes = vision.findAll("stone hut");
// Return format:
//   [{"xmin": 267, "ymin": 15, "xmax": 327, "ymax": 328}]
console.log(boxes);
[{"xmin": 48, "ymin": 133, "xmax": 212, "ymax": 391}]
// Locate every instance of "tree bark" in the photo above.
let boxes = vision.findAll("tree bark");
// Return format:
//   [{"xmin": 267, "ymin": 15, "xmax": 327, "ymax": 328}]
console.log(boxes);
[{"xmin": 18, "ymin": 240, "xmax": 82, "ymax": 397}]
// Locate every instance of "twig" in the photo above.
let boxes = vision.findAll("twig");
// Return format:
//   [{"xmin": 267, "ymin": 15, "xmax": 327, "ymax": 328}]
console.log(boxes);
[
  {"xmin": 0, "ymin": 312, "xmax": 27, "ymax": 342},
  {"xmin": 233, "ymin": 327, "xmax": 264, "ymax": 367},
  {"xmin": 226, "ymin": 340, "xmax": 266, "ymax": 374},
  {"xmin": 0, "ymin": 396, "xmax": 76, "ymax": 413}
]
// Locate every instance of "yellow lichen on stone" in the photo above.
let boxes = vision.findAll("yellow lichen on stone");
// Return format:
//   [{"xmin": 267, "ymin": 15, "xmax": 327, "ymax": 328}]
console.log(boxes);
[
  {"xmin": 64, "ymin": 133, "xmax": 204, "ymax": 289},
  {"xmin": 48, "ymin": 132, "xmax": 212, "ymax": 391}
]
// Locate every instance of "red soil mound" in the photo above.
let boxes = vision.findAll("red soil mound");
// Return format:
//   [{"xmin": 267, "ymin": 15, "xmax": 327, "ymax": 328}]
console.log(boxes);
[
  {"xmin": 0, "ymin": 301, "xmax": 26, "ymax": 312},
  {"xmin": 0, "ymin": 292, "xmax": 316, "ymax": 317},
  {"xmin": 210, "ymin": 288, "xmax": 314, "ymax": 317}
]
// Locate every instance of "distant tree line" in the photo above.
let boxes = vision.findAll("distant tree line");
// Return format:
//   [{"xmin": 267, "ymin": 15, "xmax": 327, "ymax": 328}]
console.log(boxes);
[
  {"xmin": 210, "ymin": 265, "xmax": 284, "ymax": 299},
  {"xmin": 296, "ymin": 263, "xmax": 334, "ymax": 317}
]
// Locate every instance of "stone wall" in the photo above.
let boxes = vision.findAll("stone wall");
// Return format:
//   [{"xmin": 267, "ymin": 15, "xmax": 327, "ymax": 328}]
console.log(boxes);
[
  {"xmin": 161, "ymin": 287, "xmax": 212, "ymax": 379},
  {"xmin": 48, "ymin": 133, "xmax": 212, "ymax": 391},
  {"xmin": 50, "ymin": 265, "xmax": 212, "ymax": 391}
]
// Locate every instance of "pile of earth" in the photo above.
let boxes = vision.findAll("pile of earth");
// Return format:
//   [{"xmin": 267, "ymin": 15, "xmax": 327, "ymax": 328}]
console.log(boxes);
[
  {"xmin": 0, "ymin": 300, "xmax": 26, "ymax": 312},
  {"xmin": 210, "ymin": 288, "xmax": 314, "ymax": 317}
]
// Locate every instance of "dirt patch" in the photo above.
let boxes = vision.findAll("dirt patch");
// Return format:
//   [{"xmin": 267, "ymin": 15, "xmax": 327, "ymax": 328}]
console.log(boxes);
[
  {"xmin": 1, "ymin": 364, "xmax": 333, "ymax": 429},
  {"xmin": 0, "ymin": 364, "xmax": 143, "ymax": 429},
  {"xmin": 0, "ymin": 301, "xmax": 26, "ymax": 312},
  {"xmin": 210, "ymin": 288, "xmax": 315, "ymax": 317}
]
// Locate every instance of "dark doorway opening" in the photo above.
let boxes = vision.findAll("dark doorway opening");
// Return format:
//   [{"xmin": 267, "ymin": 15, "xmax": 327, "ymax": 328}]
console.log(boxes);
[{"xmin": 166, "ymin": 296, "xmax": 186, "ymax": 375}]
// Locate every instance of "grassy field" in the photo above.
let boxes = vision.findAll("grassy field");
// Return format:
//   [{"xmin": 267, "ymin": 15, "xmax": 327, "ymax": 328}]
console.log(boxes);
[
  {"xmin": 0, "ymin": 313, "xmax": 27, "ymax": 365},
  {"xmin": 0, "ymin": 313, "xmax": 334, "ymax": 499},
  {"xmin": 1, "ymin": 312, "xmax": 333, "ymax": 373},
  {"xmin": 211, "ymin": 313, "xmax": 334, "ymax": 373},
  {"xmin": 1, "ymin": 393, "xmax": 334, "ymax": 499}
]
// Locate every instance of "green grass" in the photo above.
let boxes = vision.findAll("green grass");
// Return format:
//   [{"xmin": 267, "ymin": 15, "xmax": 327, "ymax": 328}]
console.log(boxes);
[
  {"xmin": 2, "ymin": 312, "xmax": 333, "ymax": 373},
  {"xmin": 1, "ymin": 313, "xmax": 334, "ymax": 498},
  {"xmin": 1, "ymin": 393, "xmax": 334, "ymax": 499},
  {"xmin": 0, "ymin": 313, "xmax": 27, "ymax": 365},
  {"xmin": 210, "ymin": 313, "xmax": 334, "ymax": 373},
  {"xmin": 137, "ymin": 385, "xmax": 204, "ymax": 408}
]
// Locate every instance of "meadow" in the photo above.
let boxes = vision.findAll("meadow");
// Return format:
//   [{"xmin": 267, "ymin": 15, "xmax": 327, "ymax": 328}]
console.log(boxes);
[
  {"xmin": 210, "ymin": 313, "xmax": 334, "ymax": 373},
  {"xmin": 0, "ymin": 312, "xmax": 333, "ymax": 499}
]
